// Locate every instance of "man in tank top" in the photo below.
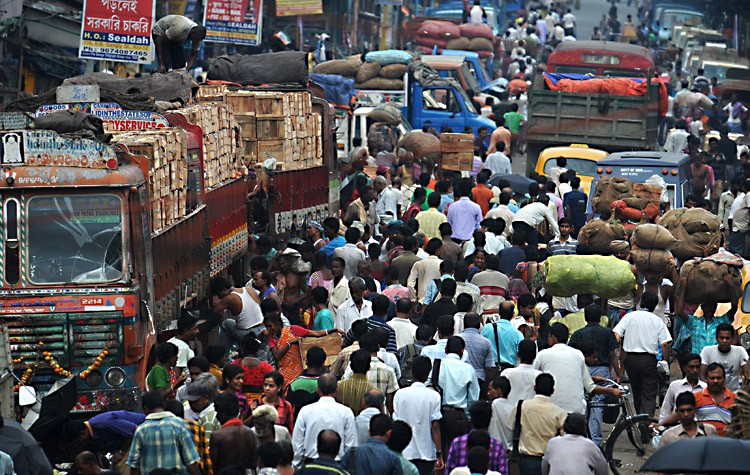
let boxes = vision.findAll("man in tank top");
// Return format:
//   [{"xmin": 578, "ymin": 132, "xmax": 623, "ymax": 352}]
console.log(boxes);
[{"xmin": 211, "ymin": 276, "xmax": 265, "ymax": 350}]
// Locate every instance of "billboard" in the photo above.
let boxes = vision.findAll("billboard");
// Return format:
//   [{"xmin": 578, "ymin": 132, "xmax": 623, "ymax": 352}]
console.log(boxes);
[
  {"xmin": 204, "ymin": 0, "xmax": 263, "ymax": 46},
  {"xmin": 275, "ymin": 0, "xmax": 322, "ymax": 16},
  {"xmin": 79, "ymin": 0, "xmax": 155, "ymax": 63}
]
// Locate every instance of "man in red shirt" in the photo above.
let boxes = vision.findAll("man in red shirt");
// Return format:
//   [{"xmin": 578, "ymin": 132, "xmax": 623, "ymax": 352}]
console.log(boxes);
[
  {"xmin": 403, "ymin": 187, "xmax": 426, "ymax": 222},
  {"xmin": 472, "ymin": 169, "xmax": 495, "ymax": 217}
]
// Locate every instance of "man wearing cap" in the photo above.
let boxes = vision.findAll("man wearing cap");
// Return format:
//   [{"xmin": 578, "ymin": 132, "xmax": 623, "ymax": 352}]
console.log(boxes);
[
  {"xmin": 375, "ymin": 176, "xmax": 398, "ymax": 220},
  {"xmin": 184, "ymin": 373, "xmax": 221, "ymax": 438},
  {"xmin": 168, "ymin": 313, "xmax": 200, "ymax": 377}
]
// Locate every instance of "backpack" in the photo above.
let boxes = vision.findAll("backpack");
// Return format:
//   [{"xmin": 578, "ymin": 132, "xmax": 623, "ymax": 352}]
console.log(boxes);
[{"xmin": 397, "ymin": 343, "xmax": 419, "ymax": 387}]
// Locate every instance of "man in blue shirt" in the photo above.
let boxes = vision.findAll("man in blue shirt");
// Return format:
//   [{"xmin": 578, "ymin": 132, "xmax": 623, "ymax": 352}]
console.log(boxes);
[
  {"xmin": 498, "ymin": 232, "xmax": 527, "ymax": 277},
  {"xmin": 321, "ymin": 217, "xmax": 346, "ymax": 257},
  {"xmin": 65, "ymin": 410, "xmax": 146, "ymax": 458},
  {"xmin": 343, "ymin": 414, "xmax": 403, "ymax": 475},
  {"xmin": 482, "ymin": 301, "xmax": 524, "ymax": 369},
  {"xmin": 562, "ymin": 176, "xmax": 588, "ymax": 238}
]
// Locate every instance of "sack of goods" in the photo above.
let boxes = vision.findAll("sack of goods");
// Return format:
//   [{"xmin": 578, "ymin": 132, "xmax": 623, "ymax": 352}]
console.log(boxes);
[
  {"xmin": 367, "ymin": 105, "xmax": 402, "ymax": 125},
  {"xmin": 397, "ymin": 131, "xmax": 441, "ymax": 162},
  {"xmin": 352, "ymin": 53, "xmax": 411, "ymax": 90},
  {"xmin": 544, "ymin": 255, "xmax": 636, "ymax": 298},
  {"xmin": 631, "ymin": 223, "xmax": 677, "ymax": 249},
  {"xmin": 611, "ymin": 198, "xmax": 660, "ymax": 222},
  {"xmin": 312, "ymin": 59, "xmax": 361, "ymax": 78},
  {"xmin": 630, "ymin": 223, "xmax": 677, "ymax": 279},
  {"xmin": 577, "ymin": 219, "xmax": 628, "ymax": 254},
  {"xmin": 657, "ymin": 208, "xmax": 721, "ymax": 261},
  {"xmin": 591, "ymin": 177, "xmax": 635, "ymax": 215},
  {"xmin": 679, "ymin": 251, "xmax": 743, "ymax": 304},
  {"xmin": 364, "ymin": 50, "xmax": 413, "ymax": 65},
  {"xmin": 418, "ymin": 20, "xmax": 462, "ymax": 40}
]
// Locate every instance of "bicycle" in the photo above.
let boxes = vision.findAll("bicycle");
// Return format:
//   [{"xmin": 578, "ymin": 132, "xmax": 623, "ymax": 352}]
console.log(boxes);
[{"xmin": 587, "ymin": 379, "xmax": 658, "ymax": 475}]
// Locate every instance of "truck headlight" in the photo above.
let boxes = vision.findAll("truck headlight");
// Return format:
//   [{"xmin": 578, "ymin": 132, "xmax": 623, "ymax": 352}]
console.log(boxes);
[
  {"xmin": 84, "ymin": 370, "xmax": 103, "ymax": 388},
  {"xmin": 105, "ymin": 368, "xmax": 126, "ymax": 387}
]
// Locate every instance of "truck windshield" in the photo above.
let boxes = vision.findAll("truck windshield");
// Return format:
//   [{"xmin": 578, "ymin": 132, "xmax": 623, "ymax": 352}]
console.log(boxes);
[{"xmin": 27, "ymin": 194, "xmax": 124, "ymax": 284}]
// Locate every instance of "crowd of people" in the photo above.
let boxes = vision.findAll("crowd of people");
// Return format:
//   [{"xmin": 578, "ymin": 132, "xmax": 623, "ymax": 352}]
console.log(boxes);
[{"xmin": 55, "ymin": 119, "xmax": 750, "ymax": 475}]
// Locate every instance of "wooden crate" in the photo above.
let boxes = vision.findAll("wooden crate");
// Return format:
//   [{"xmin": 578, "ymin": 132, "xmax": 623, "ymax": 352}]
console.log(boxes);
[
  {"xmin": 256, "ymin": 119, "xmax": 285, "ymax": 139},
  {"xmin": 299, "ymin": 333, "xmax": 343, "ymax": 368},
  {"xmin": 254, "ymin": 92, "xmax": 285, "ymax": 117},
  {"xmin": 257, "ymin": 139, "xmax": 286, "ymax": 163},
  {"xmin": 225, "ymin": 92, "xmax": 256, "ymax": 114},
  {"xmin": 235, "ymin": 113, "xmax": 257, "ymax": 140},
  {"xmin": 441, "ymin": 133, "xmax": 475, "ymax": 153},
  {"xmin": 196, "ymin": 84, "xmax": 227, "ymax": 102},
  {"xmin": 442, "ymin": 152, "xmax": 474, "ymax": 171}
]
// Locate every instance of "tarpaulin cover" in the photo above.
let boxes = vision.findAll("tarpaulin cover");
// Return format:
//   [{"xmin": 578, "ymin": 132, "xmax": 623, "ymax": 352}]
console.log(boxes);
[
  {"xmin": 310, "ymin": 73, "xmax": 358, "ymax": 108},
  {"xmin": 6, "ymin": 88, "xmax": 159, "ymax": 113},
  {"xmin": 63, "ymin": 70, "xmax": 198, "ymax": 105},
  {"xmin": 34, "ymin": 111, "xmax": 110, "ymax": 142},
  {"xmin": 207, "ymin": 51, "xmax": 309, "ymax": 86},
  {"xmin": 543, "ymin": 72, "xmax": 668, "ymax": 117},
  {"xmin": 544, "ymin": 255, "xmax": 636, "ymax": 298}
]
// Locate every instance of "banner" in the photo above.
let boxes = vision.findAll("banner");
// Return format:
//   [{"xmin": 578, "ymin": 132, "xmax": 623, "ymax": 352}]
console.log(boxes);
[
  {"xmin": 204, "ymin": 0, "xmax": 263, "ymax": 45},
  {"xmin": 275, "ymin": 0, "xmax": 322, "ymax": 17},
  {"xmin": 79, "ymin": 0, "xmax": 155, "ymax": 63}
]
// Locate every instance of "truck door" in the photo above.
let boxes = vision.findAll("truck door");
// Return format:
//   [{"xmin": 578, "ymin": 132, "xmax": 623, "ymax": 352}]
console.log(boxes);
[{"xmin": 419, "ymin": 86, "xmax": 467, "ymax": 132}]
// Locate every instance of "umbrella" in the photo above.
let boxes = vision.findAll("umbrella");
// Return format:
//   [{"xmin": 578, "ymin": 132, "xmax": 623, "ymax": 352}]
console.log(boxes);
[
  {"xmin": 488, "ymin": 173, "xmax": 535, "ymax": 195},
  {"xmin": 22, "ymin": 376, "xmax": 77, "ymax": 440},
  {"xmin": 0, "ymin": 418, "xmax": 53, "ymax": 475},
  {"xmin": 639, "ymin": 436, "xmax": 750, "ymax": 473}
]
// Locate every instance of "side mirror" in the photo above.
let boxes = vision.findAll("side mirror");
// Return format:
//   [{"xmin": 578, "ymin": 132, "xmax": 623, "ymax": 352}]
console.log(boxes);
[
  {"xmin": 18, "ymin": 385, "xmax": 36, "ymax": 406},
  {"xmin": 741, "ymin": 282, "xmax": 750, "ymax": 314}
]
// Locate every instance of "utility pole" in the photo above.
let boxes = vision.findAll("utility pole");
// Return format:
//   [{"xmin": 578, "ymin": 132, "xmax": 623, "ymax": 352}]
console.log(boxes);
[{"xmin": 380, "ymin": 4, "xmax": 388, "ymax": 50}]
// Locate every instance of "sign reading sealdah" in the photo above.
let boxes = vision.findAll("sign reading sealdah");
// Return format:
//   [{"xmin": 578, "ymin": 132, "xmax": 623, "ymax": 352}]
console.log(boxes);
[{"xmin": 79, "ymin": 0, "xmax": 156, "ymax": 63}]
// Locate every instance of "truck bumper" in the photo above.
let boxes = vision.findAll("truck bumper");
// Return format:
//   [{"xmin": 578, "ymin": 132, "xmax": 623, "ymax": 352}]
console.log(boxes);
[{"xmin": 72, "ymin": 386, "xmax": 141, "ymax": 413}]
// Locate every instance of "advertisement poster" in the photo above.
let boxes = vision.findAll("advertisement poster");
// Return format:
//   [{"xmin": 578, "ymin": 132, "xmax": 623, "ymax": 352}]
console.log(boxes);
[
  {"xmin": 204, "ymin": 0, "xmax": 263, "ymax": 46},
  {"xmin": 79, "ymin": 0, "xmax": 155, "ymax": 63},
  {"xmin": 275, "ymin": 0, "xmax": 322, "ymax": 17}
]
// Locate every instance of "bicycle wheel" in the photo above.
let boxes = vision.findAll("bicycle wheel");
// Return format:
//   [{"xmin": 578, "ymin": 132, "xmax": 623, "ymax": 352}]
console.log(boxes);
[{"xmin": 603, "ymin": 415, "xmax": 658, "ymax": 475}]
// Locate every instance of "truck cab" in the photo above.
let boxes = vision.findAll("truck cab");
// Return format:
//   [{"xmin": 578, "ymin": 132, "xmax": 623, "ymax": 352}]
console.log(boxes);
[
  {"xmin": 440, "ymin": 50, "xmax": 506, "ymax": 95},
  {"xmin": 588, "ymin": 152, "xmax": 692, "ymax": 212},
  {"xmin": 421, "ymin": 55, "xmax": 493, "ymax": 104}
]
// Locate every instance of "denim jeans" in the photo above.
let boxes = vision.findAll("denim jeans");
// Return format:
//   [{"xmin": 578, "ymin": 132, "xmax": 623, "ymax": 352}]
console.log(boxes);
[{"xmin": 588, "ymin": 365, "xmax": 611, "ymax": 445}]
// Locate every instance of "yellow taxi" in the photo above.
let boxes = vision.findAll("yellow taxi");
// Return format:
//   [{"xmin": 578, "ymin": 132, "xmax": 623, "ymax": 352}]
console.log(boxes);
[{"xmin": 534, "ymin": 144, "xmax": 609, "ymax": 196}]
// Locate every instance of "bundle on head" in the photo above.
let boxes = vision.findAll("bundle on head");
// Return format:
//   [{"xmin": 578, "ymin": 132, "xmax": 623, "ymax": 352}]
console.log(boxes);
[
  {"xmin": 656, "ymin": 208, "xmax": 721, "ymax": 261},
  {"xmin": 577, "ymin": 219, "xmax": 628, "ymax": 254},
  {"xmin": 591, "ymin": 177, "xmax": 634, "ymax": 215},
  {"xmin": 678, "ymin": 255, "xmax": 742, "ymax": 305}
]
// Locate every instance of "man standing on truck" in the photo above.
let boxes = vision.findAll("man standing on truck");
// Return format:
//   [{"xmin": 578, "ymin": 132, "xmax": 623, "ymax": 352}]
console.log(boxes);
[
  {"xmin": 152, "ymin": 15, "xmax": 206, "ymax": 73},
  {"xmin": 211, "ymin": 276, "xmax": 265, "ymax": 349}
]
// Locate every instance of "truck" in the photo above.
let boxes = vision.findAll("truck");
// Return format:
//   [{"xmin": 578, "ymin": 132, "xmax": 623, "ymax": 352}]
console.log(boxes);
[
  {"xmin": 2, "ymin": 82, "xmax": 336, "ymax": 413},
  {"xmin": 357, "ymin": 61, "xmax": 496, "ymax": 135},
  {"xmin": 441, "ymin": 50, "xmax": 506, "ymax": 95},
  {"xmin": 524, "ymin": 72, "xmax": 662, "ymax": 175}
]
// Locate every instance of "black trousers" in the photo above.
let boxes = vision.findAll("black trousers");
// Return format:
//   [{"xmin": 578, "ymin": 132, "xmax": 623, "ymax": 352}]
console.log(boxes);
[
  {"xmin": 164, "ymin": 39, "xmax": 187, "ymax": 70},
  {"xmin": 623, "ymin": 352, "xmax": 658, "ymax": 417},
  {"xmin": 519, "ymin": 455, "xmax": 543, "ymax": 475},
  {"xmin": 440, "ymin": 407, "xmax": 469, "ymax": 454}
]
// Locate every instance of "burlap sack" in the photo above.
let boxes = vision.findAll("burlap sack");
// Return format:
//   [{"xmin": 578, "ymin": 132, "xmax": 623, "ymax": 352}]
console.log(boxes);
[
  {"xmin": 656, "ymin": 208, "xmax": 722, "ymax": 261},
  {"xmin": 680, "ymin": 259, "xmax": 742, "ymax": 304},
  {"xmin": 313, "ymin": 59, "xmax": 361, "ymax": 76},
  {"xmin": 379, "ymin": 64, "xmax": 408, "ymax": 79},
  {"xmin": 631, "ymin": 248, "xmax": 673, "ymax": 275},
  {"xmin": 356, "ymin": 62, "xmax": 382, "ymax": 83},
  {"xmin": 622, "ymin": 196, "xmax": 651, "ymax": 210},
  {"xmin": 397, "ymin": 131, "xmax": 441, "ymax": 162},
  {"xmin": 631, "ymin": 224, "xmax": 677, "ymax": 250},
  {"xmin": 355, "ymin": 78, "xmax": 405, "ymax": 90},
  {"xmin": 682, "ymin": 208, "xmax": 721, "ymax": 234},
  {"xmin": 446, "ymin": 37, "xmax": 472, "ymax": 50},
  {"xmin": 578, "ymin": 220, "xmax": 628, "ymax": 254},
  {"xmin": 467, "ymin": 37, "xmax": 494, "ymax": 52},
  {"xmin": 592, "ymin": 177, "xmax": 635, "ymax": 214}
]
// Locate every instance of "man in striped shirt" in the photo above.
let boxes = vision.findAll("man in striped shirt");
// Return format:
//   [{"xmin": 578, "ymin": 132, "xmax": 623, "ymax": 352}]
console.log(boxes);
[{"xmin": 547, "ymin": 218, "xmax": 577, "ymax": 256}]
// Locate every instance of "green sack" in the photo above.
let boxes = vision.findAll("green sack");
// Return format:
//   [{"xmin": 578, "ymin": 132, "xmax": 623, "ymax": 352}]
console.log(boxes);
[{"xmin": 544, "ymin": 255, "xmax": 636, "ymax": 299}]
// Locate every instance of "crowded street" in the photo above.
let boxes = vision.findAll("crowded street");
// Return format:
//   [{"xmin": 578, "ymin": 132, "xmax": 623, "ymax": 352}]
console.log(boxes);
[{"xmin": 1, "ymin": 0, "xmax": 750, "ymax": 473}]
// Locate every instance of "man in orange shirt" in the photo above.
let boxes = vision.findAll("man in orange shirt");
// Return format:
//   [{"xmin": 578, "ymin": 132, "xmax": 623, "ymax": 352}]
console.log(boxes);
[
  {"xmin": 693, "ymin": 363, "xmax": 736, "ymax": 436},
  {"xmin": 487, "ymin": 117, "xmax": 511, "ymax": 155},
  {"xmin": 472, "ymin": 169, "xmax": 495, "ymax": 216}
]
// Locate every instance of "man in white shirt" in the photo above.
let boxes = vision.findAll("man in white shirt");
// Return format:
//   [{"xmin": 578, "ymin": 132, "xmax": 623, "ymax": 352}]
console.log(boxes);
[
  {"xmin": 334, "ymin": 228, "xmax": 367, "ymax": 280},
  {"xmin": 335, "ymin": 277, "xmax": 373, "ymax": 332},
  {"xmin": 658, "ymin": 352, "xmax": 706, "ymax": 422},
  {"xmin": 501, "ymin": 339, "xmax": 541, "ymax": 405},
  {"xmin": 613, "ymin": 292, "xmax": 672, "ymax": 420},
  {"xmin": 390, "ymin": 298, "xmax": 418, "ymax": 349},
  {"xmin": 167, "ymin": 313, "xmax": 199, "ymax": 376},
  {"xmin": 561, "ymin": 9, "xmax": 576, "ymax": 36},
  {"xmin": 484, "ymin": 143, "xmax": 512, "ymax": 175},
  {"xmin": 485, "ymin": 192, "xmax": 515, "ymax": 236},
  {"xmin": 468, "ymin": 0, "xmax": 486, "ymax": 23},
  {"xmin": 488, "ymin": 375, "xmax": 514, "ymax": 451},
  {"xmin": 394, "ymin": 355, "xmax": 444, "ymax": 474},
  {"xmin": 374, "ymin": 175, "xmax": 398, "ymax": 220},
  {"xmin": 533, "ymin": 323, "xmax": 595, "ymax": 413},
  {"xmin": 700, "ymin": 323, "xmax": 750, "ymax": 392},
  {"xmin": 664, "ymin": 119, "xmax": 690, "ymax": 153},
  {"xmin": 511, "ymin": 195, "xmax": 560, "ymax": 260},
  {"xmin": 292, "ymin": 374, "xmax": 357, "ymax": 464}
]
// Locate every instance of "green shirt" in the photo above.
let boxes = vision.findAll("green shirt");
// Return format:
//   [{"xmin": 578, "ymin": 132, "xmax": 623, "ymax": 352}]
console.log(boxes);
[
  {"xmin": 146, "ymin": 364, "xmax": 170, "ymax": 391},
  {"xmin": 503, "ymin": 111, "xmax": 524, "ymax": 133},
  {"xmin": 289, "ymin": 373, "xmax": 321, "ymax": 393},
  {"xmin": 313, "ymin": 308, "xmax": 335, "ymax": 331}
]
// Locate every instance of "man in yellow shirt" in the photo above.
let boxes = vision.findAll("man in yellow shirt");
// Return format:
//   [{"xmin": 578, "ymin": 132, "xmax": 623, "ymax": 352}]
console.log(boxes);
[{"xmin": 416, "ymin": 193, "xmax": 448, "ymax": 240}]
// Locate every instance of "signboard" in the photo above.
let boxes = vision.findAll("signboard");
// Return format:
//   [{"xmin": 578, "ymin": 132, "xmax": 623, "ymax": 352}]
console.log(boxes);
[
  {"xmin": 204, "ymin": 0, "xmax": 263, "ymax": 45},
  {"xmin": 35, "ymin": 103, "xmax": 169, "ymax": 130},
  {"xmin": 79, "ymin": 0, "xmax": 155, "ymax": 63},
  {"xmin": 0, "ymin": 113, "xmax": 34, "ymax": 131},
  {"xmin": 57, "ymin": 85, "xmax": 101, "ymax": 104},
  {"xmin": 275, "ymin": 0, "xmax": 321, "ymax": 16},
  {"xmin": 0, "ymin": 130, "xmax": 116, "ymax": 168}
]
